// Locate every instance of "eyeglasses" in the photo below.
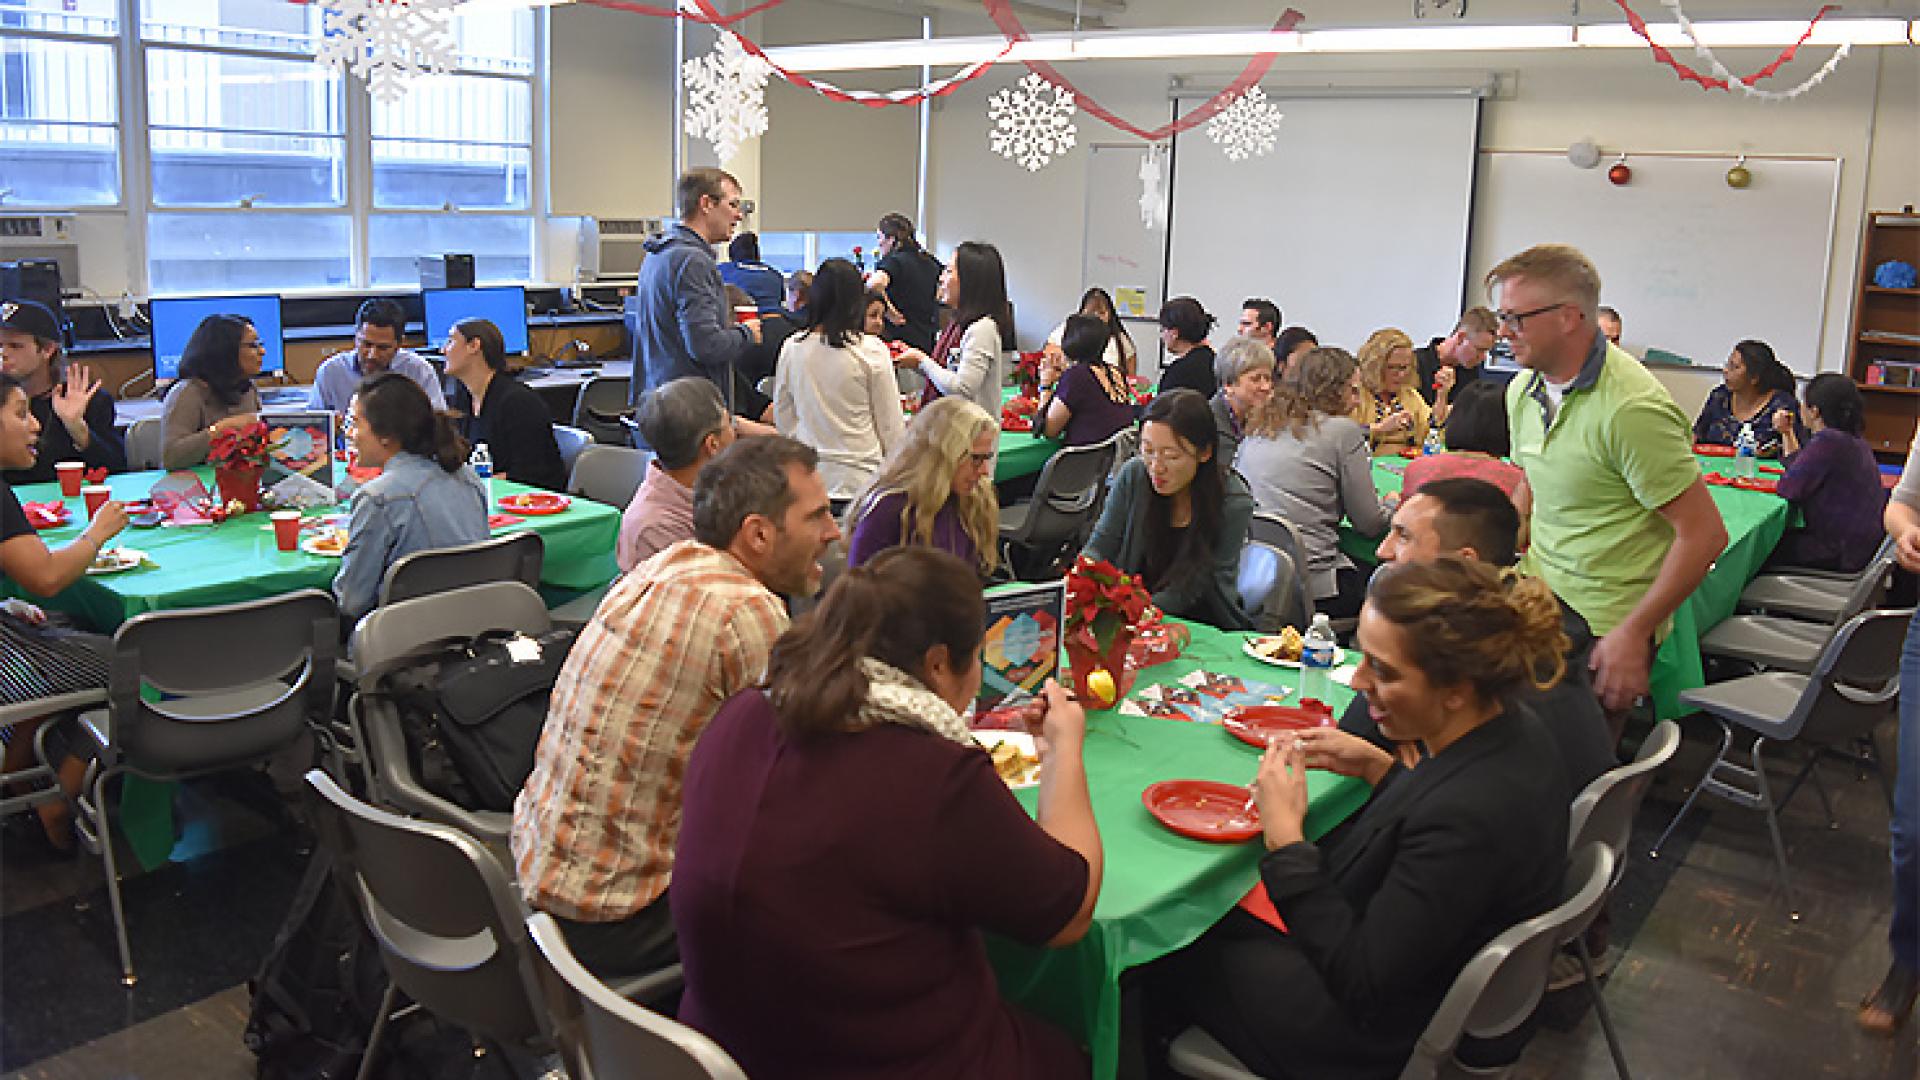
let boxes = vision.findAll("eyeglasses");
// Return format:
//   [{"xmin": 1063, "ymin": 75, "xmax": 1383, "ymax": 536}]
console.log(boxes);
[
  {"xmin": 967, "ymin": 451, "xmax": 995, "ymax": 467},
  {"xmin": 241, "ymin": 340, "xmax": 266, "ymax": 351},
  {"xmin": 1493, "ymin": 302, "xmax": 1571, "ymax": 331},
  {"xmin": 1140, "ymin": 446, "xmax": 1192, "ymax": 465}
]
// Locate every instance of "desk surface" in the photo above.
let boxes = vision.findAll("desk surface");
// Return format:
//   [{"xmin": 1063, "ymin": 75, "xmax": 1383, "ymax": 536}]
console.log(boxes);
[{"xmin": 113, "ymin": 362, "xmax": 635, "ymax": 427}]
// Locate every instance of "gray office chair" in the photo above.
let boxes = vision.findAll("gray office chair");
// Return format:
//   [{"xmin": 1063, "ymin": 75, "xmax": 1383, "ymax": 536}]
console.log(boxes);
[
  {"xmin": 1245, "ymin": 511, "xmax": 1316, "ymax": 630},
  {"xmin": 124, "ymin": 417, "xmax": 164, "ymax": 471},
  {"xmin": 1169, "ymin": 845, "xmax": 1616, "ymax": 1080},
  {"xmin": 528, "ymin": 913, "xmax": 743, "ymax": 1080},
  {"xmin": 1563, "ymin": 719, "xmax": 1682, "ymax": 1080},
  {"xmin": 377, "ymin": 530, "xmax": 543, "ymax": 609},
  {"xmin": 1734, "ymin": 536, "xmax": 1895, "ymax": 623},
  {"xmin": 1652, "ymin": 608, "xmax": 1909, "ymax": 921},
  {"xmin": 304, "ymin": 769, "xmax": 554, "ymax": 1080},
  {"xmin": 346, "ymin": 581, "xmax": 553, "ymax": 850},
  {"xmin": 572, "ymin": 376, "xmax": 634, "ymax": 446},
  {"xmin": 552, "ymin": 424, "xmax": 594, "ymax": 476},
  {"xmin": 569, "ymin": 444, "xmax": 653, "ymax": 509},
  {"xmin": 1236, "ymin": 541, "xmax": 1297, "ymax": 633},
  {"xmin": 1701, "ymin": 544, "xmax": 1896, "ymax": 673},
  {"xmin": 68, "ymin": 589, "xmax": 338, "ymax": 985},
  {"xmin": 999, "ymin": 431, "xmax": 1124, "ymax": 581}
]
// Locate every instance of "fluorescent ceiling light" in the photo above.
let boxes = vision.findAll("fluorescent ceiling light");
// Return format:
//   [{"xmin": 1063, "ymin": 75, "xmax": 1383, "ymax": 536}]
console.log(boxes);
[{"xmin": 765, "ymin": 19, "xmax": 1913, "ymax": 73}]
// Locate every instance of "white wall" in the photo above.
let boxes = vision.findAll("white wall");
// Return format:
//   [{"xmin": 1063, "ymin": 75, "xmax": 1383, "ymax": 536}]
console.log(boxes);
[{"xmin": 548, "ymin": 3, "xmax": 678, "ymax": 220}]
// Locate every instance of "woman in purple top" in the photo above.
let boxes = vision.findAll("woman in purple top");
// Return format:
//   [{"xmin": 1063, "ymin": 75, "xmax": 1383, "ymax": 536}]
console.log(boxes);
[
  {"xmin": 845, "ymin": 396, "xmax": 1000, "ymax": 577},
  {"xmin": 1040, "ymin": 314, "xmax": 1137, "ymax": 448},
  {"xmin": 673, "ymin": 547, "xmax": 1103, "ymax": 1079},
  {"xmin": 1769, "ymin": 374, "xmax": 1887, "ymax": 572}
]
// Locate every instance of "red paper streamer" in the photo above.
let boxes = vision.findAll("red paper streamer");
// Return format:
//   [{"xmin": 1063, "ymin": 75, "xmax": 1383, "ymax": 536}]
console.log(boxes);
[
  {"xmin": 1605, "ymin": 0, "xmax": 1840, "ymax": 92},
  {"xmin": 579, "ymin": 0, "xmax": 791, "ymax": 29}
]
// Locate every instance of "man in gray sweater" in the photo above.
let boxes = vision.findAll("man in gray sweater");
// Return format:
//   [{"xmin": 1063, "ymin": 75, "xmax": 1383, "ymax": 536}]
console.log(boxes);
[{"xmin": 632, "ymin": 168, "xmax": 763, "ymax": 415}]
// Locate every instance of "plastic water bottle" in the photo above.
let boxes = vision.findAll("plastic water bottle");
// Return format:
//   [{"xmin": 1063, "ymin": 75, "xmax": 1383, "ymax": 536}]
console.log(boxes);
[
  {"xmin": 1300, "ymin": 613, "xmax": 1338, "ymax": 711},
  {"xmin": 1422, "ymin": 425, "xmax": 1443, "ymax": 456},
  {"xmin": 1734, "ymin": 423, "xmax": 1758, "ymax": 479},
  {"xmin": 470, "ymin": 442, "xmax": 494, "ymax": 503}
]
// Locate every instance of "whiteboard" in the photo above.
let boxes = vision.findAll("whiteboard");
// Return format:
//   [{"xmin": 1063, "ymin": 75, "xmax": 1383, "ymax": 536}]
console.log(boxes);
[
  {"xmin": 1082, "ymin": 143, "xmax": 1167, "ymax": 319},
  {"xmin": 1166, "ymin": 95, "xmax": 1481, "ymax": 356},
  {"xmin": 1471, "ymin": 152, "xmax": 1840, "ymax": 376}
]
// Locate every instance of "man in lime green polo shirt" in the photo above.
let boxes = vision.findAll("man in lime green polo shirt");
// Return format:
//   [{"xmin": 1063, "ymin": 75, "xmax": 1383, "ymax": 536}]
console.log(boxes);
[{"xmin": 1491, "ymin": 244, "xmax": 1727, "ymax": 733}]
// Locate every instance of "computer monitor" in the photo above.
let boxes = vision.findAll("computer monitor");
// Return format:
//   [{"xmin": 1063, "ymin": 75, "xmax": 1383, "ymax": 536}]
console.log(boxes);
[
  {"xmin": 149, "ymin": 294, "xmax": 286, "ymax": 380},
  {"xmin": 422, "ymin": 285, "xmax": 529, "ymax": 356}
]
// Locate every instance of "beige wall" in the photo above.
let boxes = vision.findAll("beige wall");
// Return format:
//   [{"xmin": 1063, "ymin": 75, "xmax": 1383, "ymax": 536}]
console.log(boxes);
[{"xmin": 547, "ymin": 3, "xmax": 678, "ymax": 221}]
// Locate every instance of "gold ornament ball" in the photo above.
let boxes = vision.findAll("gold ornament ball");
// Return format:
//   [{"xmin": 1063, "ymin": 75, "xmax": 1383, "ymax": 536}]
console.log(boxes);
[{"xmin": 1726, "ymin": 164, "xmax": 1753, "ymax": 189}]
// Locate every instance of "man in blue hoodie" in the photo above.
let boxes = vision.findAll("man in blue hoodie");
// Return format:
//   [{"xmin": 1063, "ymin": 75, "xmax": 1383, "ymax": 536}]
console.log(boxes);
[{"xmin": 632, "ymin": 167, "xmax": 763, "ymax": 411}]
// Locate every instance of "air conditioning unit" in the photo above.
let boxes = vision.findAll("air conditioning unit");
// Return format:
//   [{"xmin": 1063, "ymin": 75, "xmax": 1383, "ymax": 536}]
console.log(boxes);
[
  {"xmin": 0, "ymin": 215, "xmax": 80, "ymax": 295},
  {"xmin": 593, "ymin": 217, "xmax": 669, "ymax": 282}
]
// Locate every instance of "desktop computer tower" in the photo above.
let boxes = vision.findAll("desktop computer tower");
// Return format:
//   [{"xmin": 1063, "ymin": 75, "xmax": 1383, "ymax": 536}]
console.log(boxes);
[{"xmin": 417, "ymin": 254, "xmax": 476, "ymax": 291}]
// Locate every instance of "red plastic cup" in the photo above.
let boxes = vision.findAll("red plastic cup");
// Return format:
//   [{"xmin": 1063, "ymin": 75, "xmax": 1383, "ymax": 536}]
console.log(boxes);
[
  {"xmin": 55, "ymin": 461, "xmax": 84, "ymax": 497},
  {"xmin": 733, "ymin": 305, "xmax": 758, "ymax": 325},
  {"xmin": 271, "ymin": 510, "xmax": 302, "ymax": 552},
  {"xmin": 82, "ymin": 484, "xmax": 111, "ymax": 518}
]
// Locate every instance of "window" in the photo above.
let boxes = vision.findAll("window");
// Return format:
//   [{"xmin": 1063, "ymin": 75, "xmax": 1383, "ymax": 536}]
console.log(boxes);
[
  {"xmin": 147, "ymin": 51, "xmax": 345, "ymax": 208},
  {"xmin": 0, "ymin": 2, "xmax": 120, "ymax": 207},
  {"xmin": 147, "ymin": 211, "xmax": 350, "ymax": 294},
  {"xmin": 758, "ymin": 231, "xmax": 885, "ymax": 277},
  {"xmin": 368, "ymin": 214, "xmax": 531, "ymax": 287}
]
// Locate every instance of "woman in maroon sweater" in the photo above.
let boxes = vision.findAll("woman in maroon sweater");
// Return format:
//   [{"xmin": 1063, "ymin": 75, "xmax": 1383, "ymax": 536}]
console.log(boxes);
[{"xmin": 672, "ymin": 546, "xmax": 1103, "ymax": 1079}]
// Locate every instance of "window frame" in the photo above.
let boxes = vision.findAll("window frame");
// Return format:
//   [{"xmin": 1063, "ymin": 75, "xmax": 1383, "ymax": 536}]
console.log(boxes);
[
  {"xmin": 0, "ymin": 8, "xmax": 124, "ymax": 210},
  {"xmin": 0, "ymin": 0, "xmax": 546, "ymax": 295}
]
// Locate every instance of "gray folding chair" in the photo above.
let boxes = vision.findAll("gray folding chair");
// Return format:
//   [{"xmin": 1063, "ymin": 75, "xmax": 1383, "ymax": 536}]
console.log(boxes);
[
  {"xmin": 67, "ymin": 589, "xmax": 338, "ymax": 985},
  {"xmin": 377, "ymin": 530, "xmax": 543, "ymax": 609},
  {"xmin": 0, "ymin": 689, "xmax": 105, "ymax": 819},
  {"xmin": 1652, "ymin": 608, "xmax": 1909, "ymax": 920},
  {"xmin": 528, "ymin": 913, "xmax": 743, "ymax": 1080},
  {"xmin": 572, "ymin": 376, "xmax": 634, "ymax": 446},
  {"xmin": 1169, "ymin": 845, "xmax": 1616, "ymax": 1080},
  {"xmin": 346, "ymin": 581, "xmax": 554, "ymax": 851},
  {"xmin": 124, "ymin": 417, "xmax": 164, "ymax": 471},
  {"xmin": 552, "ymin": 424, "xmax": 594, "ymax": 476},
  {"xmin": 1734, "ymin": 536, "xmax": 1895, "ymax": 623},
  {"xmin": 999, "ymin": 432, "xmax": 1123, "ymax": 581},
  {"xmin": 1701, "ymin": 544, "xmax": 1896, "ymax": 673},
  {"xmin": 1562, "ymin": 719, "xmax": 1682, "ymax": 1080},
  {"xmin": 1236, "ymin": 541, "xmax": 1298, "ymax": 633},
  {"xmin": 304, "ymin": 770, "xmax": 554, "ymax": 1080},
  {"xmin": 569, "ymin": 444, "xmax": 653, "ymax": 508},
  {"xmin": 1245, "ymin": 511, "xmax": 1316, "ymax": 630}
]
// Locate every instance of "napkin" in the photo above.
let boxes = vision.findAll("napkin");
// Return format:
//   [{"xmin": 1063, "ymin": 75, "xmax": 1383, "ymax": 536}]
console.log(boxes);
[
  {"xmin": 488, "ymin": 514, "xmax": 526, "ymax": 529},
  {"xmin": 1237, "ymin": 882, "xmax": 1290, "ymax": 933},
  {"xmin": 22, "ymin": 501, "xmax": 70, "ymax": 529}
]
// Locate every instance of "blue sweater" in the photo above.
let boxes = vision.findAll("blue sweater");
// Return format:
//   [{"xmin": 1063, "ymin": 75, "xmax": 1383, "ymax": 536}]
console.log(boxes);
[{"xmin": 632, "ymin": 224, "xmax": 757, "ymax": 408}]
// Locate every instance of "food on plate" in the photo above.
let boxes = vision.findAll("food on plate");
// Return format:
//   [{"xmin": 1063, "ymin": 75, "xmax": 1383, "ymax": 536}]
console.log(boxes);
[
  {"xmin": 987, "ymin": 739, "xmax": 1040, "ymax": 786},
  {"xmin": 303, "ymin": 530, "xmax": 348, "ymax": 556},
  {"xmin": 87, "ymin": 548, "xmax": 143, "ymax": 573},
  {"xmin": 1250, "ymin": 626, "xmax": 1305, "ymax": 663}
]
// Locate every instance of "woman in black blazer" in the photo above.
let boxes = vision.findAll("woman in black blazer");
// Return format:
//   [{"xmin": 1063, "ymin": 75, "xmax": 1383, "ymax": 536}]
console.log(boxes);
[{"xmin": 1152, "ymin": 557, "xmax": 1574, "ymax": 1078}]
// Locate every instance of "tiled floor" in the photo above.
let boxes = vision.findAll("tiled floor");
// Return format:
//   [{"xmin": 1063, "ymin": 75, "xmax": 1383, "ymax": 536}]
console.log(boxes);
[{"xmin": 2, "ymin": 715, "xmax": 1916, "ymax": 1079}]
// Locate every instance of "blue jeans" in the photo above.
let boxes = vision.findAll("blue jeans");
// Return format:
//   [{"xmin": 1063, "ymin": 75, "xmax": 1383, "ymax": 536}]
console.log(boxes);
[{"xmin": 1893, "ymin": 611, "xmax": 1920, "ymax": 974}]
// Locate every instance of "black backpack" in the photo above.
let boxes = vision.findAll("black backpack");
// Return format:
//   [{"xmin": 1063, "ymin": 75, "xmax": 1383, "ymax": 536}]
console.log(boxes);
[{"xmin": 387, "ymin": 627, "xmax": 579, "ymax": 813}]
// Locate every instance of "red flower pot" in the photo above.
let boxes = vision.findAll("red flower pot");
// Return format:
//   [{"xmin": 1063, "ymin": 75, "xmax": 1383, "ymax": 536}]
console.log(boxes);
[
  {"xmin": 1066, "ymin": 630, "xmax": 1137, "ymax": 711},
  {"xmin": 215, "ymin": 464, "xmax": 263, "ymax": 513}
]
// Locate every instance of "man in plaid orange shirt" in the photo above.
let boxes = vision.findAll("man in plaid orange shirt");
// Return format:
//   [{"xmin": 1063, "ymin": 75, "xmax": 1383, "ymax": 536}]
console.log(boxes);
[{"xmin": 512, "ymin": 436, "xmax": 840, "ymax": 976}]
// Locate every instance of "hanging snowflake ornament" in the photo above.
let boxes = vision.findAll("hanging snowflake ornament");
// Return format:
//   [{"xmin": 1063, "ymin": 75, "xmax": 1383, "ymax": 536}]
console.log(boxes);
[
  {"xmin": 1137, "ymin": 145, "xmax": 1167, "ymax": 229},
  {"xmin": 683, "ymin": 32, "xmax": 771, "ymax": 166},
  {"xmin": 988, "ymin": 72, "xmax": 1077, "ymax": 172},
  {"xmin": 318, "ymin": 0, "xmax": 459, "ymax": 104},
  {"xmin": 1206, "ymin": 87, "xmax": 1285, "ymax": 162}
]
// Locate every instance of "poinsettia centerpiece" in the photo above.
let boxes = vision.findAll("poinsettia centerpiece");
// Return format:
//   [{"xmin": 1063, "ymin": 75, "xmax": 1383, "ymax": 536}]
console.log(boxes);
[{"xmin": 1064, "ymin": 555, "xmax": 1155, "ymax": 709}]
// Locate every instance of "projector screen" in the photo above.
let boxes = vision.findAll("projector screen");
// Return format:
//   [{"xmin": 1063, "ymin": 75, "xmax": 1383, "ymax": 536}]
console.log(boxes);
[{"xmin": 1165, "ymin": 94, "xmax": 1482, "ymax": 362}]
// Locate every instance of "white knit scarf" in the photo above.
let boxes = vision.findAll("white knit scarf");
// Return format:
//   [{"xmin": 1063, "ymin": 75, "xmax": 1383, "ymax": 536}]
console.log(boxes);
[{"xmin": 854, "ymin": 657, "xmax": 975, "ymax": 748}]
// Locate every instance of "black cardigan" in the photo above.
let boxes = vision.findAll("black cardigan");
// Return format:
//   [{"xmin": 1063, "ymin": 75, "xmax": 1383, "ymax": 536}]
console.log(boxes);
[{"xmin": 452, "ymin": 376, "xmax": 567, "ymax": 493}]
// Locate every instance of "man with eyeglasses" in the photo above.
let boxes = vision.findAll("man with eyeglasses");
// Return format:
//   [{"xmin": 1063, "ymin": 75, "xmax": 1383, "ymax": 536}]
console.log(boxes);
[
  {"xmin": 308, "ymin": 298, "xmax": 445, "ymax": 416},
  {"xmin": 1413, "ymin": 306, "xmax": 1496, "ymax": 409},
  {"xmin": 632, "ymin": 168, "xmax": 764, "ymax": 425},
  {"xmin": 1490, "ymin": 244, "xmax": 1725, "ymax": 742}
]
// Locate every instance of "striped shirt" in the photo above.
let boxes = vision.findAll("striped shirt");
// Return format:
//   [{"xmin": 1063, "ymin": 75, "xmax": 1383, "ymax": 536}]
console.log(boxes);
[{"xmin": 511, "ymin": 540, "xmax": 788, "ymax": 922}]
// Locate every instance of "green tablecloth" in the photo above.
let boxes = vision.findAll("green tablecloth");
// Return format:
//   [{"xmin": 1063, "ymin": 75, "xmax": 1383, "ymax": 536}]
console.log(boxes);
[
  {"xmin": 997, "ymin": 384, "xmax": 1062, "ymax": 483},
  {"xmin": 1336, "ymin": 454, "xmax": 1793, "ymax": 720},
  {"xmin": 990, "ymin": 620, "xmax": 1370, "ymax": 1080},
  {"xmin": 6, "ymin": 469, "xmax": 620, "ymax": 631}
]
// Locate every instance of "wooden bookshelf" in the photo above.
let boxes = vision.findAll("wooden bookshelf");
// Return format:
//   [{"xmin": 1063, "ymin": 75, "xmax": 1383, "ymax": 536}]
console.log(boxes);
[{"xmin": 1847, "ymin": 210, "xmax": 1920, "ymax": 456}]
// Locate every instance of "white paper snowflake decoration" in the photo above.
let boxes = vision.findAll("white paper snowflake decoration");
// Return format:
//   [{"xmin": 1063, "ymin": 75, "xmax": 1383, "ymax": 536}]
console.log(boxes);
[
  {"xmin": 319, "ymin": 0, "xmax": 459, "ymax": 104},
  {"xmin": 1137, "ymin": 145, "xmax": 1167, "ymax": 229},
  {"xmin": 683, "ymin": 32, "xmax": 771, "ymax": 166},
  {"xmin": 987, "ymin": 72, "xmax": 1077, "ymax": 172},
  {"xmin": 1207, "ymin": 87, "xmax": 1285, "ymax": 162}
]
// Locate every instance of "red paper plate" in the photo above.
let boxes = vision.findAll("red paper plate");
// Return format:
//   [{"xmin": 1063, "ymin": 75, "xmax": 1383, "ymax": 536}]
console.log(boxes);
[
  {"xmin": 1703, "ymin": 473, "xmax": 1733, "ymax": 486},
  {"xmin": 1731, "ymin": 477, "xmax": 1779, "ymax": 494},
  {"xmin": 1694, "ymin": 444, "xmax": 1735, "ymax": 457},
  {"xmin": 1758, "ymin": 464, "xmax": 1784, "ymax": 476},
  {"xmin": 498, "ymin": 493, "xmax": 571, "ymax": 515},
  {"xmin": 1142, "ymin": 780, "xmax": 1262, "ymax": 843},
  {"xmin": 1221, "ymin": 704, "xmax": 1334, "ymax": 749}
]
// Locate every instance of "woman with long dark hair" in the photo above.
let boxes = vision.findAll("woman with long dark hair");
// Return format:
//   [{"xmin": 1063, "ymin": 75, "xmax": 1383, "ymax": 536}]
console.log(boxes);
[
  {"xmin": 868, "ymin": 213, "xmax": 945, "ymax": 354},
  {"xmin": 443, "ymin": 317, "xmax": 566, "ymax": 491},
  {"xmin": 1769, "ymin": 373, "xmax": 1887, "ymax": 572},
  {"xmin": 1694, "ymin": 339, "xmax": 1800, "ymax": 454},
  {"xmin": 1039, "ymin": 314, "xmax": 1136, "ymax": 448},
  {"xmin": 332, "ymin": 371, "xmax": 489, "ymax": 622},
  {"xmin": 673, "ymin": 546, "xmax": 1101, "ymax": 1077},
  {"xmin": 160, "ymin": 313, "xmax": 264, "ymax": 468},
  {"xmin": 1045, "ymin": 287, "xmax": 1138, "ymax": 379},
  {"xmin": 1084, "ymin": 388, "xmax": 1253, "ymax": 629},
  {"xmin": 898, "ymin": 241, "xmax": 1014, "ymax": 417},
  {"xmin": 772, "ymin": 258, "xmax": 907, "ymax": 499}
]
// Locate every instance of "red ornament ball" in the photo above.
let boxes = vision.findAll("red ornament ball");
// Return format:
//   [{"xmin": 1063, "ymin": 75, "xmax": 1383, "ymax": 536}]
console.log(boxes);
[{"xmin": 1608, "ymin": 162, "xmax": 1632, "ymax": 186}]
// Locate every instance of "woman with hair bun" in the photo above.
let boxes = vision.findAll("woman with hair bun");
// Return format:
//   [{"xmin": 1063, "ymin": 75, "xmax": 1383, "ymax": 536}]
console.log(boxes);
[
  {"xmin": 1770, "ymin": 372, "xmax": 1887, "ymax": 572},
  {"xmin": 1154, "ymin": 556, "xmax": 1574, "ymax": 1078},
  {"xmin": 1694, "ymin": 339, "xmax": 1800, "ymax": 455},
  {"xmin": 672, "ymin": 546, "xmax": 1102, "ymax": 1078},
  {"xmin": 332, "ymin": 371, "xmax": 490, "ymax": 622},
  {"xmin": 1156, "ymin": 296, "xmax": 1218, "ymax": 399}
]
